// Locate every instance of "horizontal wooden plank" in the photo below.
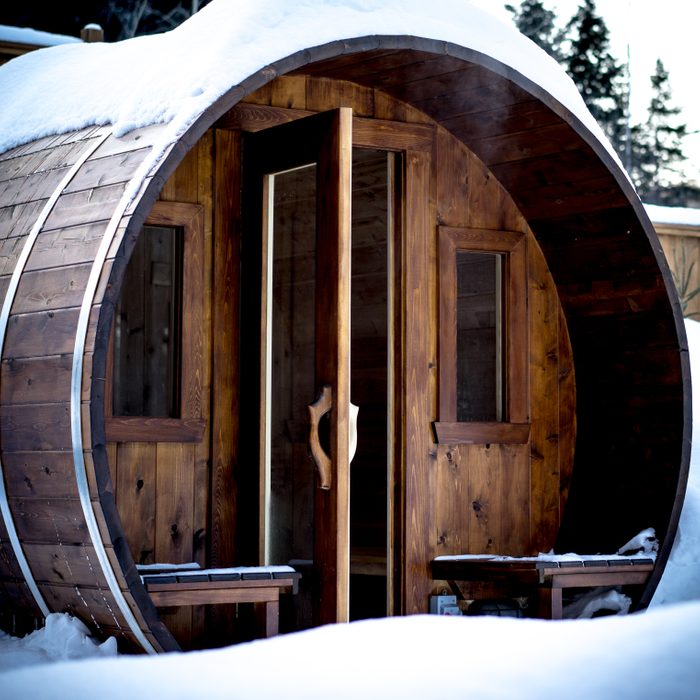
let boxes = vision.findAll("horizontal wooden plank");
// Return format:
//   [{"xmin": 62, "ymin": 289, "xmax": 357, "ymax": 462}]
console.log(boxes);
[
  {"xmin": 43, "ymin": 182, "xmax": 127, "ymax": 231},
  {"xmin": 220, "ymin": 103, "xmax": 435, "ymax": 152},
  {"xmin": 3, "ymin": 305, "xmax": 98, "ymax": 359},
  {"xmin": 1, "ymin": 354, "xmax": 91, "ymax": 405},
  {"xmin": 12, "ymin": 262, "xmax": 94, "ymax": 314},
  {"xmin": 488, "ymin": 148, "xmax": 610, "ymax": 193},
  {"xmin": 0, "ymin": 402, "xmax": 72, "ymax": 451},
  {"xmin": 23, "ymin": 222, "xmax": 108, "ymax": 272},
  {"xmin": 21, "ymin": 542, "xmax": 113, "ymax": 588},
  {"xmin": 0, "ymin": 139, "xmax": 98, "ymax": 184},
  {"xmin": 0, "ymin": 199, "xmax": 47, "ymax": 241},
  {"xmin": 0, "ymin": 166, "xmax": 70, "ymax": 208},
  {"xmin": 441, "ymin": 99, "xmax": 563, "ymax": 143},
  {"xmin": 511, "ymin": 177, "xmax": 629, "ymax": 220},
  {"xmin": 410, "ymin": 78, "xmax": 532, "ymax": 122},
  {"xmin": 64, "ymin": 147, "xmax": 152, "ymax": 194},
  {"xmin": 40, "ymin": 583, "xmax": 139, "ymax": 633},
  {"xmin": 433, "ymin": 422, "xmax": 531, "ymax": 445},
  {"xmin": 0, "ymin": 127, "xmax": 107, "ymax": 164},
  {"xmin": 7, "ymin": 497, "xmax": 90, "ymax": 544},
  {"xmin": 105, "ymin": 417, "xmax": 206, "ymax": 443},
  {"xmin": 1, "ymin": 451, "xmax": 89, "ymax": 499}
]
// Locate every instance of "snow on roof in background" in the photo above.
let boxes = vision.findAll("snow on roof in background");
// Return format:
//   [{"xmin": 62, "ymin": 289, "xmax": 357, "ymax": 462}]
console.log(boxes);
[
  {"xmin": 645, "ymin": 203, "xmax": 700, "ymax": 227},
  {"xmin": 0, "ymin": 0, "xmax": 618, "ymax": 165},
  {"xmin": 0, "ymin": 25, "xmax": 81, "ymax": 47}
]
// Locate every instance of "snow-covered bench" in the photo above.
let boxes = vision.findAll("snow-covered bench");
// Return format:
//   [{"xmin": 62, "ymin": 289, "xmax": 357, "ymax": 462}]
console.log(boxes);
[
  {"xmin": 431, "ymin": 554, "xmax": 654, "ymax": 619},
  {"xmin": 137, "ymin": 564, "xmax": 301, "ymax": 637}
]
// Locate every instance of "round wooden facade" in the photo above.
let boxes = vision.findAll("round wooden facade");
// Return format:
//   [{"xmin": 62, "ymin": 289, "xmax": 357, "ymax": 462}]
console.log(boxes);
[{"xmin": 0, "ymin": 35, "xmax": 690, "ymax": 652}]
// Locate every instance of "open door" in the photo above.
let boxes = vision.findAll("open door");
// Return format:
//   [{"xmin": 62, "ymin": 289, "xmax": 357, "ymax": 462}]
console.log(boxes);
[{"xmin": 242, "ymin": 109, "xmax": 353, "ymax": 626}]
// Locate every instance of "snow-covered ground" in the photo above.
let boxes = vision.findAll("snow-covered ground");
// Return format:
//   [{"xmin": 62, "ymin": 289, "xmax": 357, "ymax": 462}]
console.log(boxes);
[{"xmin": 0, "ymin": 320, "xmax": 698, "ymax": 698}]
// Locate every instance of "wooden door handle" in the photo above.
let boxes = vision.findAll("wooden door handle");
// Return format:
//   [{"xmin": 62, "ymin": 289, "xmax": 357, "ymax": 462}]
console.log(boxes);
[
  {"xmin": 308, "ymin": 385, "xmax": 332, "ymax": 490},
  {"xmin": 349, "ymin": 402, "xmax": 359, "ymax": 463}
]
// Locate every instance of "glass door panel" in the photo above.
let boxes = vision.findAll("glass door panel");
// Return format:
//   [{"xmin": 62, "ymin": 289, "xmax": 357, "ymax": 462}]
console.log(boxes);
[{"xmin": 264, "ymin": 165, "xmax": 317, "ymax": 568}]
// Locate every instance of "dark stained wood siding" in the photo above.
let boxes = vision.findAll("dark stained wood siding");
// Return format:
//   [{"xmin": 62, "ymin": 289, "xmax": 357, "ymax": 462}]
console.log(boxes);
[
  {"xmin": 0, "ymin": 123, "xmax": 176, "ymax": 650},
  {"xmin": 0, "ymin": 36, "xmax": 687, "ymax": 648},
  {"xmin": 235, "ymin": 76, "xmax": 577, "ymax": 616}
]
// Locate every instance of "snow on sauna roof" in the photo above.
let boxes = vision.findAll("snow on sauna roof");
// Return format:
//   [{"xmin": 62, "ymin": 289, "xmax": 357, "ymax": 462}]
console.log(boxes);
[{"xmin": 0, "ymin": 0, "xmax": 617, "ymax": 163}]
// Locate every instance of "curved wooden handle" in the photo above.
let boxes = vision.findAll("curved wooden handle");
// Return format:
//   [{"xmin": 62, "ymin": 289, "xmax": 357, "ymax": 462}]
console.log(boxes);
[
  {"xmin": 349, "ymin": 402, "xmax": 359, "ymax": 463},
  {"xmin": 308, "ymin": 385, "xmax": 332, "ymax": 490}
]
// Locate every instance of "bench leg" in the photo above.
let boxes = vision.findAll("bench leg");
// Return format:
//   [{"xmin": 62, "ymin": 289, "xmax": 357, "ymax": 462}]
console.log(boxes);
[
  {"xmin": 536, "ymin": 586, "xmax": 563, "ymax": 619},
  {"xmin": 254, "ymin": 599, "xmax": 280, "ymax": 637}
]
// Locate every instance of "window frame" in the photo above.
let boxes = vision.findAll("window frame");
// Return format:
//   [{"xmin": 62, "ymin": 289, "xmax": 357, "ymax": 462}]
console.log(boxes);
[
  {"xmin": 434, "ymin": 226, "xmax": 530, "ymax": 445},
  {"xmin": 105, "ymin": 200, "xmax": 206, "ymax": 443}
]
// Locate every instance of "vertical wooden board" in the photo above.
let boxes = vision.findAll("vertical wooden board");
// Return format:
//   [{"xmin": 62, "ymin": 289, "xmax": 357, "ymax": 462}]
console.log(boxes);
[
  {"xmin": 159, "ymin": 143, "xmax": 199, "ymax": 203},
  {"xmin": 156, "ymin": 607, "xmax": 193, "ymax": 649},
  {"xmin": 306, "ymin": 75, "xmax": 375, "ymax": 115},
  {"xmin": 658, "ymin": 232, "xmax": 700, "ymax": 318},
  {"xmin": 270, "ymin": 75, "xmax": 307, "ymax": 109},
  {"xmin": 497, "ymin": 444, "xmax": 531, "ymax": 554},
  {"xmin": 306, "ymin": 77, "xmax": 343, "ymax": 113},
  {"xmin": 155, "ymin": 442, "xmax": 194, "ymax": 564},
  {"xmin": 340, "ymin": 81, "xmax": 375, "ymax": 117},
  {"xmin": 193, "ymin": 132, "xmax": 214, "ymax": 569},
  {"xmin": 180, "ymin": 180, "xmax": 205, "ymax": 422},
  {"xmin": 401, "ymin": 150, "xmax": 434, "ymax": 614},
  {"xmin": 435, "ymin": 127, "xmax": 470, "ymax": 226},
  {"xmin": 243, "ymin": 82, "xmax": 272, "ymax": 106},
  {"xmin": 557, "ymin": 305, "xmax": 576, "ymax": 509},
  {"xmin": 434, "ymin": 445, "xmax": 467, "ymax": 554},
  {"xmin": 466, "ymin": 444, "xmax": 499, "ymax": 553},
  {"xmin": 466, "ymin": 155, "xmax": 505, "ymax": 230},
  {"xmin": 210, "ymin": 129, "xmax": 240, "ymax": 567},
  {"xmin": 154, "ymin": 442, "xmax": 194, "ymax": 648},
  {"xmin": 115, "ymin": 442, "xmax": 157, "ymax": 565},
  {"xmin": 528, "ymin": 239, "xmax": 562, "ymax": 552}
]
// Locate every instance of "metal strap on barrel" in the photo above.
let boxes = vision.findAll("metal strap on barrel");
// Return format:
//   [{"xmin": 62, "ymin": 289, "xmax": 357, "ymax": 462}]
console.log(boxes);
[
  {"xmin": 0, "ymin": 131, "xmax": 111, "ymax": 618},
  {"xmin": 71, "ymin": 148, "xmax": 158, "ymax": 654}
]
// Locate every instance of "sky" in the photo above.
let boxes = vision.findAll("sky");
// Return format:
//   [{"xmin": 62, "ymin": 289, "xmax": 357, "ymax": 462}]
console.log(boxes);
[{"xmin": 476, "ymin": 0, "xmax": 700, "ymax": 184}]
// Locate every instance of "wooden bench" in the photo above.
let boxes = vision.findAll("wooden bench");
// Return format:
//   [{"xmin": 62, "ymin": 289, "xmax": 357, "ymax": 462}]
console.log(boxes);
[
  {"xmin": 138, "ymin": 565, "xmax": 301, "ymax": 637},
  {"xmin": 431, "ymin": 555, "xmax": 654, "ymax": 619}
]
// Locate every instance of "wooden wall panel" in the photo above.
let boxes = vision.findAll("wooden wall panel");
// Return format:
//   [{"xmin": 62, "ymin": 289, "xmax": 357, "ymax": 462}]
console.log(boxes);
[
  {"xmin": 238, "ymin": 76, "xmax": 575, "ymax": 614},
  {"xmin": 528, "ymin": 242, "xmax": 564, "ymax": 552},
  {"xmin": 115, "ymin": 442, "xmax": 157, "ymax": 565},
  {"xmin": 210, "ymin": 129, "xmax": 240, "ymax": 567},
  {"xmin": 431, "ymin": 116, "xmax": 573, "ymax": 574}
]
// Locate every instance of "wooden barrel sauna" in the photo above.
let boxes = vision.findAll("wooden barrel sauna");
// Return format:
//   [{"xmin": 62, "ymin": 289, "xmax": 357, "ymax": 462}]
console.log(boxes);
[{"xmin": 0, "ymin": 33, "xmax": 690, "ymax": 653}]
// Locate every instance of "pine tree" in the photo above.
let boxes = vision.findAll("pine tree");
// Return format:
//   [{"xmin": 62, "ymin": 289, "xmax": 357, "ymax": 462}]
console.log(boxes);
[
  {"xmin": 634, "ymin": 59, "xmax": 688, "ymax": 201},
  {"xmin": 563, "ymin": 0, "xmax": 627, "ymax": 155},
  {"xmin": 504, "ymin": 0, "xmax": 562, "ymax": 59}
]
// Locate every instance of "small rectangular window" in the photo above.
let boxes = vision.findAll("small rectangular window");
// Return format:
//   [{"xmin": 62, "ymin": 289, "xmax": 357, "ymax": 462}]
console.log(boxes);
[
  {"xmin": 456, "ymin": 251, "xmax": 503, "ymax": 422},
  {"xmin": 435, "ymin": 226, "xmax": 529, "ymax": 445},
  {"xmin": 112, "ymin": 225, "xmax": 183, "ymax": 418}
]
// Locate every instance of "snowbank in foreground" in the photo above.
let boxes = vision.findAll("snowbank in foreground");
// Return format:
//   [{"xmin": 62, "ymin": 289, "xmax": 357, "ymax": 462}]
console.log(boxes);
[
  {"xmin": 0, "ymin": 613, "xmax": 117, "ymax": 672},
  {"xmin": 2, "ymin": 603, "xmax": 700, "ymax": 700}
]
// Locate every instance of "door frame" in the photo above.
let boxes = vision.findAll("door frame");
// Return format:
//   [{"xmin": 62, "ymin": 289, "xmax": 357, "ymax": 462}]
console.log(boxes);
[{"xmin": 238, "ymin": 103, "xmax": 436, "ymax": 622}]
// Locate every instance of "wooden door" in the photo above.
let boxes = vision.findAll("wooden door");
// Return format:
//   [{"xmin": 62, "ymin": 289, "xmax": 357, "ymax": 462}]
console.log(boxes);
[{"xmin": 242, "ymin": 109, "xmax": 352, "ymax": 626}]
